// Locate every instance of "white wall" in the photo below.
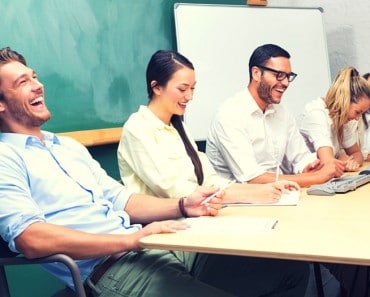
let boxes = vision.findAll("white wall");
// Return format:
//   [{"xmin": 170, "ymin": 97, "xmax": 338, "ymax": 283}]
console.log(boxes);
[
  {"xmin": 176, "ymin": 4, "xmax": 332, "ymax": 139},
  {"xmin": 267, "ymin": 0, "xmax": 370, "ymax": 79}
]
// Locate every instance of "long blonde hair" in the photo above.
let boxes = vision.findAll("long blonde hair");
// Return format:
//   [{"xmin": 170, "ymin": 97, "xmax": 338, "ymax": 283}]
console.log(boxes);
[{"xmin": 324, "ymin": 67, "xmax": 370, "ymax": 145}]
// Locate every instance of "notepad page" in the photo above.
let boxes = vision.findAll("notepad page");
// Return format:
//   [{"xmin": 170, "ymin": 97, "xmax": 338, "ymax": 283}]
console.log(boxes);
[{"xmin": 178, "ymin": 216, "xmax": 278, "ymax": 234}]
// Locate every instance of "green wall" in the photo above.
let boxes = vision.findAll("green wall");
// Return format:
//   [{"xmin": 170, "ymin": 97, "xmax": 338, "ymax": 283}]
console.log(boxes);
[
  {"xmin": 89, "ymin": 143, "xmax": 120, "ymax": 179},
  {"xmin": 6, "ymin": 266, "xmax": 65, "ymax": 297},
  {"xmin": 1, "ymin": 0, "xmax": 245, "ymax": 134}
]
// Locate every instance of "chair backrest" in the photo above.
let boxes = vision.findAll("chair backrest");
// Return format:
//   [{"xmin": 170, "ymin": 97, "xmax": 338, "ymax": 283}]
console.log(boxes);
[
  {"xmin": 0, "ymin": 237, "xmax": 18, "ymax": 258},
  {"xmin": 0, "ymin": 237, "xmax": 86, "ymax": 297}
]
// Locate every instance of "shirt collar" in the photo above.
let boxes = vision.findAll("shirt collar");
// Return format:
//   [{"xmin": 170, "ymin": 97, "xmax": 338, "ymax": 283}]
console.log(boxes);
[
  {"xmin": 0, "ymin": 131, "xmax": 61, "ymax": 148},
  {"xmin": 138, "ymin": 105, "xmax": 176, "ymax": 132},
  {"xmin": 245, "ymin": 88, "xmax": 277, "ymax": 116}
]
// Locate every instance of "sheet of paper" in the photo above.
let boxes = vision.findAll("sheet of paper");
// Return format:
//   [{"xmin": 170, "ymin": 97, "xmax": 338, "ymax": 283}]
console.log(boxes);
[
  {"xmin": 178, "ymin": 216, "xmax": 278, "ymax": 234},
  {"xmin": 225, "ymin": 190, "xmax": 300, "ymax": 207}
]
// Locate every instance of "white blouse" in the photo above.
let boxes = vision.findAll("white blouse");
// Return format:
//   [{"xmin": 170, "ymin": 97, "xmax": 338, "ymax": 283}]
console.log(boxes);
[{"xmin": 299, "ymin": 97, "xmax": 356, "ymax": 157}]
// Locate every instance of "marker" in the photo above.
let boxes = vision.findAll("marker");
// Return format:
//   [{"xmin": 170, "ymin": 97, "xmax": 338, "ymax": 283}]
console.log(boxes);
[{"xmin": 201, "ymin": 180, "xmax": 236, "ymax": 205}]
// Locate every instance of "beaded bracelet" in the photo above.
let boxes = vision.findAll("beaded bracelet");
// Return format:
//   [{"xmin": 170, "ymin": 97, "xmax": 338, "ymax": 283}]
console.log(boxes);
[{"xmin": 178, "ymin": 197, "xmax": 189, "ymax": 218}]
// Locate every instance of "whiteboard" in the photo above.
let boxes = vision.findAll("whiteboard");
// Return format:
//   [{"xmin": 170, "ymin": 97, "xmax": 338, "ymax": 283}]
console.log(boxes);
[{"xmin": 174, "ymin": 4, "xmax": 331, "ymax": 140}]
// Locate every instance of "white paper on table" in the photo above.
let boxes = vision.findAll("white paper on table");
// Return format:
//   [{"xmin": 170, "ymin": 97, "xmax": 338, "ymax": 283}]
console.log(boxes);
[
  {"xmin": 178, "ymin": 216, "xmax": 278, "ymax": 234},
  {"xmin": 225, "ymin": 190, "xmax": 300, "ymax": 207}
]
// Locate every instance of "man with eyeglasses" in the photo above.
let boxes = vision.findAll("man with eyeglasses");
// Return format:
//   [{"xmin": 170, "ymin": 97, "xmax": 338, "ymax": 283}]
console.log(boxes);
[
  {"xmin": 206, "ymin": 43, "xmax": 343, "ymax": 188},
  {"xmin": 206, "ymin": 43, "xmax": 363, "ymax": 297}
]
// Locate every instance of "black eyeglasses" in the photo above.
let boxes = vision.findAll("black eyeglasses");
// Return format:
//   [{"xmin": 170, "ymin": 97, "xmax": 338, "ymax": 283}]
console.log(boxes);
[{"xmin": 257, "ymin": 65, "xmax": 297, "ymax": 82}]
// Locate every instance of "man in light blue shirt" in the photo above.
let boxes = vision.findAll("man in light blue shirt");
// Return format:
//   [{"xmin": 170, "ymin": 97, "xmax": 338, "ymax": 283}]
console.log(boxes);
[{"xmin": 0, "ymin": 47, "xmax": 309, "ymax": 297}]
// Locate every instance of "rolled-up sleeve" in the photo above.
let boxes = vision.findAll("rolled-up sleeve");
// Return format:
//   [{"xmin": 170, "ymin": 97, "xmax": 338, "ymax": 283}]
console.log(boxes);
[
  {"xmin": 0, "ymin": 144, "xmax": 45, "ymax": 252},
  {"xmin": 300, "ymin": 108, "xmax": 333, "ymax": 151}
]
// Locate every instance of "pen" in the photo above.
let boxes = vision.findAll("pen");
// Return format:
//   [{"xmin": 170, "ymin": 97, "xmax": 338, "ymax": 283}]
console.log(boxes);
[
  {"xmin": 272, "ymin": 220, "xmax": 279, "ymax": 229},
  {"xmin": 201, "ymin": 180, "xmax": 236, "ymax": 205},
  {"xmin": 275, "ymin": 161, "xmax": 280, "ymax": 183}
]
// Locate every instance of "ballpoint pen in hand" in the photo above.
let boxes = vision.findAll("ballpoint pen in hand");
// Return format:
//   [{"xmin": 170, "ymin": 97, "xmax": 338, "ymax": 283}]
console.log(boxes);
[{"xmin": 201, "ymin": 180, "xmax": 236, "ymax": 205}]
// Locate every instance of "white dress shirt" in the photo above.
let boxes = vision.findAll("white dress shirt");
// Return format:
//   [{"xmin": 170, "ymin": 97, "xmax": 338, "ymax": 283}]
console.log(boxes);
[
  {"xmin": 362, "ymin": 113, "xmax": 370, "ymax": 158},
  {"xmin": 347, "ymin": 112, "xmax": 370, "ymax": 159},
  {"xmin": 206, "ymin": 88, "xmax": 316, "ymax": 182},
  {"xmin": 299, "ymin": 97, "xmax": 356, "ymax": 157}
]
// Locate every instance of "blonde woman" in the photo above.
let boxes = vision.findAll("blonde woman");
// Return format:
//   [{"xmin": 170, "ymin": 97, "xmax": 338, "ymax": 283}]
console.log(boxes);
[
  {"xmin": 355, "ymin": 73, "xmax": 370, "ymax": 161},
  {"xmin": 299, "ymin": 67, "xmax": 370, "ymax": 172}
]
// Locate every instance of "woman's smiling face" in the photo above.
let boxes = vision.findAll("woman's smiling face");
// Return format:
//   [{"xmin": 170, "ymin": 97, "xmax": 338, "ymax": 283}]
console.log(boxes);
[
  {"xmin": 154, "ymin": 66, "xmax": 196, "ymax": 123},
  {"xmin": 347, "ymin": 96, "xmax": 370, "ymax": 122}
]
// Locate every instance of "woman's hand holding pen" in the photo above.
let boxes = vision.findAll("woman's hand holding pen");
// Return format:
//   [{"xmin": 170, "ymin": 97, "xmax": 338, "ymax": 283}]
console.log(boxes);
[{"xmin": 185, "ymin": 186, "xmax": 225, "ymax": 217}]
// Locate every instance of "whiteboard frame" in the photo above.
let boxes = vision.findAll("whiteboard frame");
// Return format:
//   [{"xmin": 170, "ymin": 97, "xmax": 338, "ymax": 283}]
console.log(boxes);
[{"xmin": 174, "ymin": 3, "xmax": 331, "ymax": 140}]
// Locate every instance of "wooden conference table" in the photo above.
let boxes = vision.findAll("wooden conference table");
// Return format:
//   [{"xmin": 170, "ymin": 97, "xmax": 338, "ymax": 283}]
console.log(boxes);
[{"xmin": 140, "ymin": 169, "xmax": 370, "ymax": 266}]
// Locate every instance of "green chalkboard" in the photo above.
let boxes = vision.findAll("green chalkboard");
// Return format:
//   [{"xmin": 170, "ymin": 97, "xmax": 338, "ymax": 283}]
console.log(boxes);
[{"xmin": 1, "ymin": 0, "xmax": 244, "ymax": 133}]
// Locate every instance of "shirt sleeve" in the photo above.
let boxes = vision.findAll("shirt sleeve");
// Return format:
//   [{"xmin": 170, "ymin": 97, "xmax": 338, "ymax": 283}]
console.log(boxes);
[
  {"xmin": 0, "ymin": 144, "xmax": 45, "ymax": 252},
  {"xmin": 299, "ymin": 108, "xmax": 333, "ymax": 151},
  {"xmin": 198, "ymin": 151, "xmax": 230, "ymax": 188},
  {"xmin": 283, "ymin": 113, "xmax": 317, "ymax": 174},
  {"xmin": 207, "ymin": 112, "xmax": 266, "ymax": 182},
  {"xmin": 363, "ymin": 121, "xmax": 370, "ymax": 158},
  {"xmin": 342, "ymin": 122, "xmax": 357, "ymax": 149}
]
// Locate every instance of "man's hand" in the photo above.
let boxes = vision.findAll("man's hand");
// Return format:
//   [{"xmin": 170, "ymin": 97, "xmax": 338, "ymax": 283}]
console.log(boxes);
[
  {"xmin": 131, "ymin": 220, "xmax": 190, "ymax": 251},
  {"xmin": 320, "ymin": 158, "xmax": 347, "ymax": 178},
  {"xmin": 303, "ymin": 159, "xmax": 323, "ymax": 173}
]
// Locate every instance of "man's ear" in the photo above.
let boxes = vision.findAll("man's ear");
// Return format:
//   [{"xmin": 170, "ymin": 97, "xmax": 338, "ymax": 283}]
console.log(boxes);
[
  {"xmin": 0, "ymin": 101, "xmax": 5, "ymax": 112},
  {"xmin": 251, "ymin": 66, "xmax": 262, "ymax": 82}
]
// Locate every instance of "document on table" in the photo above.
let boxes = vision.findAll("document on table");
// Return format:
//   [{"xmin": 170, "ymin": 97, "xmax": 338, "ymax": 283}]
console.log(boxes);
[
  {"xmin": 178, "ymin": 216, "xmax": 278, "ymax": 234},
  {"xmin": 224, "ymin": 190, "xmax": 301, "ymax": 207}
]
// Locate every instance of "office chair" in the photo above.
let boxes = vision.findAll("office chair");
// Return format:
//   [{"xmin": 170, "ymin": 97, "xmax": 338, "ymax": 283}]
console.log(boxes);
[{"xmin": 0, "ymin": 238, "xmax": 86, "ymax": 297}]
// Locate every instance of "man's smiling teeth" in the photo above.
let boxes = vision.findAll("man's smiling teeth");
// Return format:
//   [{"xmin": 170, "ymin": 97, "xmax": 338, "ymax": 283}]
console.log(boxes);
[
  {"xmin": 276, "ymin": 88, "xmax": 285, "ymax": 94},
  {"xmin": 30, "ymin": 97, "xmax": 43, "ymax": 105},
  {"xmin": 179, "ymin": 102, "xmax": 187, "ymax": 107}
]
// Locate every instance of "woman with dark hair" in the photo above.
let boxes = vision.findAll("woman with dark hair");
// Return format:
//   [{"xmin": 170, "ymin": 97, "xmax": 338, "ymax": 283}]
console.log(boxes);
[{"xmin": 117, "ymin": 49, "xmax": 299, "ymax": 204}]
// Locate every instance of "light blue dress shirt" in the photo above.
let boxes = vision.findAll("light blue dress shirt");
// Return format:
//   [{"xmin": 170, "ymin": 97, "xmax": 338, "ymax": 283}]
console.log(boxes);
[{"xmin": 0, "ymin": 131, "xmax": 139, "ymax": 288}]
